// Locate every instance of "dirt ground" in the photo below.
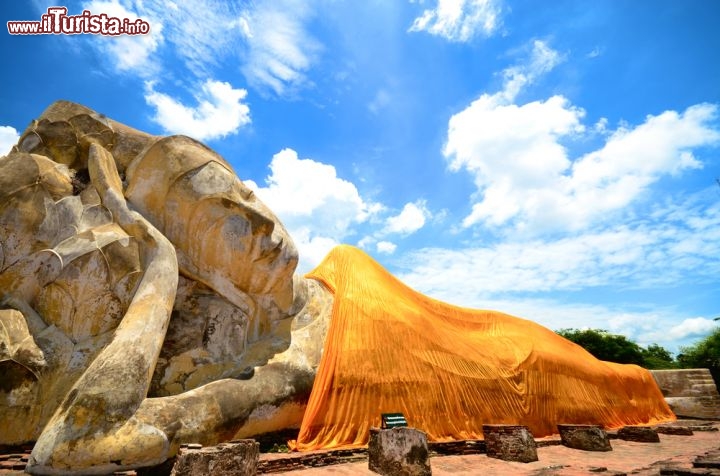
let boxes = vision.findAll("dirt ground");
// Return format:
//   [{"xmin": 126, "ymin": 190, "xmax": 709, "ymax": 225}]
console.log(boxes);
[
  {"xmin": 265, "ymin": 425, "xmax": 720, "ymax": 475},
  {"xmin": 2, "ymin": 423, "xmax": 718, "ymax": 475}
]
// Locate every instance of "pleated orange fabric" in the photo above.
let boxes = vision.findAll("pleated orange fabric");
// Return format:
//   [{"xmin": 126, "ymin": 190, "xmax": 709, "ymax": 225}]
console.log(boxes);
[{"xmin": 290, "ymin": 245, "xmax": 675, "ymax": 451}]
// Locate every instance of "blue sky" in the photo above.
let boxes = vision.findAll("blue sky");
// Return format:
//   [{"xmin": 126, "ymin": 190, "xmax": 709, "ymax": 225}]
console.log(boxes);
[{"xmin": 2, "ymin": 0, "xmax": 719, "ymax": 353}]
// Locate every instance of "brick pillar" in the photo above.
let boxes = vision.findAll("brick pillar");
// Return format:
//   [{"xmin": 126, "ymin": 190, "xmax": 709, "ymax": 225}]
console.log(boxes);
[
  {"xmin": 482, "ymin": 425, "xmax": 538, "ymax": 463},
  {"xmin": 368, "ymin": 427, "xmax": 432, "ymax": 476},
  {"xmin": 169, "ymin": 440, "xmax": 259, "ymax": 476}
]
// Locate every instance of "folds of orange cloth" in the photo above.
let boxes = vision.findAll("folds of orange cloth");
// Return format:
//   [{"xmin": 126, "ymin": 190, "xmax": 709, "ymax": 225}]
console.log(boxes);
[{"xmin": 290, "ymin": 245, "xmax": 675, "ymax": 451}]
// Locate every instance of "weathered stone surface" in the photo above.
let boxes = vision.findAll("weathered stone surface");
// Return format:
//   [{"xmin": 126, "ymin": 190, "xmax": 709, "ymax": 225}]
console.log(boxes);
[
  {"xmin": 558, "ymin": 424, "xmax": 612, "ymax": 451},
  {"xmin": 651, "ymin": 369, "xmax": 720, "ymax": 420},
  {"xmin": 482, "ymin": 424, "xmax": 538, "ymax": 463},
  {"xmin": 656, "ymin": 426, "xmax": 694, "ymax": 436},
  {"xmin": 429, "ymin": 440, "xmax": 486, "ymax": 455},
  {"xmin": 0, "ymin": 101, "xmax": 332, "ymax": 475},
  {"xmin": 257, "ymin": 447, "xmax": 367, "ymax": 473},
  {"xmin": 368, "ymin": 427, "xmax": 432, "ymax": 476},
  {"xmin": 169, "ymin": 440, "xmax": 259, "ymax": 476},
  {"xmin": 694, "ymin": 449, "xmax": 720, "ymax": 469},
  {"xmin": 617, "ymin": 425, "xmax": 660, "ymax": 443},
  {"xmin": 0, "ymin": 309, "xmax": 45, "ymax": 445}
]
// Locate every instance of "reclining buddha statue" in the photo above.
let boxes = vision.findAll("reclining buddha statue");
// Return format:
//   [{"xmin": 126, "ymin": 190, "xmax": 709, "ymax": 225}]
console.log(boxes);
[{"xmin": 0, "ymin": 101, "xmax": 674, "ymax": 475}]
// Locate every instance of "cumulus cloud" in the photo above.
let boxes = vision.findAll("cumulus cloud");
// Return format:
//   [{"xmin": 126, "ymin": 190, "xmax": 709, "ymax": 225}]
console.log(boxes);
[
  {"xmin": 449, "ymin": 101, "xmax": 718, "ymax": 233},
  {"xmin": 285, "ymin": 229, "xmax": 340, "ymax": 273},
  {"xmin": 376, "ymin": 241, "xmax": 398, "ymax": 254},
  {"xmin": 409, "ymin": 0, "xmax": 503, "ymax": 42},
  {"xmin": 446, "ymin": 94, "xmax": 584, "ymax": 229},
  {"xmin": 646, "ymin": 317, "xmax": 719, "ymax": 343},
  {"xmin": 84, "ymin": 0, "xmax": 164, "ymax": 75},
  {"xmin": 444, "ymin": 40, "xmax": 720, "ymax": 233},
  {"xmin": 0, "ymin": 126, "xmax": 19, "ymax": 156},
  {"xmin": 144, "ymin": 79, "xmax": 251, "ymax": 141},
  {"xmin": 238, "ymin": 0, "xmax": 320, "ymax": 96},
  {"xmin": 385, "ymin": 201, "xmax": 431, "ymax": 235},
  {"xmin": 247, "ymin": 148, "xmax": 382, "ymax": 271}
]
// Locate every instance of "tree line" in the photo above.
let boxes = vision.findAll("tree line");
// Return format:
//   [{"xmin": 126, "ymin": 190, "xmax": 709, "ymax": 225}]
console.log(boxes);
[{"xmin": 555, "ymin": 327, "xmax": 720, "ymax": 385}]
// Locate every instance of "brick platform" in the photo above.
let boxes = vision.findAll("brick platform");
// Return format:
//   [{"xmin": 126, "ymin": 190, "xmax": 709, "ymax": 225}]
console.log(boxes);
[
  {"xmin": 2, "ymin": 421, "xmax": 716, "ymax": 475},
  {"xmin": 262, "ymin": 423, "xmax": 720, "ymax": 475}
]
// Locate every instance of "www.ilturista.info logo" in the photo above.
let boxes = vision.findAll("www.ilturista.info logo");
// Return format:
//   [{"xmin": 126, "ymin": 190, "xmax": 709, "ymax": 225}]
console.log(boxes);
[{"xmin": 7, "ymin": 6, "xmax": 151, "ymax": 36}]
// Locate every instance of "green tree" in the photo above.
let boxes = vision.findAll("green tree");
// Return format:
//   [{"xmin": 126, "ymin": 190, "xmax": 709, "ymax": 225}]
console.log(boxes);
[
  {"xmin": 555, "ymin": 328, "xmax": 677, "ymax": 369},
  {"xmin": 677, "ymin": 327, "xmax": 720, "ymax": 385},
  {"xmin": 556, "ymin": 328, "xmax": 645, "ymax": 365},
  {"xmin": 641, "ymin": 344, "xmax": 678, "ymax": 370}
]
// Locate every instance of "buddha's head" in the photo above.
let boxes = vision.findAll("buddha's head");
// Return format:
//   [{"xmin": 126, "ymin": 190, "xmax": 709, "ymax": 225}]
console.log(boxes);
[
  {"xmin": 14, "ymin": 100, "xmax": 303, "ymax": 325},
  {"xmin": 124, "ymin": 135, "xmax": 299, "ymax": 322}
]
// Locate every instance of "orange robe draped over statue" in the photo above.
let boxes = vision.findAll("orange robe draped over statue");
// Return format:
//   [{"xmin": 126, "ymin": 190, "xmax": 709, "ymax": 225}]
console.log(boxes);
[{"xmin": 291, "ymin": 245, "xmax": 675, "ymax": 451}]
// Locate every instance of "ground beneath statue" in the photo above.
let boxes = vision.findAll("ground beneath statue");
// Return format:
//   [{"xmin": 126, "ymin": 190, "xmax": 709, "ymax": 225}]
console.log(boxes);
[
  {"xmin": 1, "ymin": 421, "xmax": 718, "ymax": 475},
  {"xmin": 266, "ymin": 423, "xmax": 720, "ymax": 475}
]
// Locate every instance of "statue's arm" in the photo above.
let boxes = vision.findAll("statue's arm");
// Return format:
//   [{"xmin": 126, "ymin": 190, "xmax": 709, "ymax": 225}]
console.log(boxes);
[{"xmin": 27, "ymin": 144, "xmax": 179, "ymax": 475}]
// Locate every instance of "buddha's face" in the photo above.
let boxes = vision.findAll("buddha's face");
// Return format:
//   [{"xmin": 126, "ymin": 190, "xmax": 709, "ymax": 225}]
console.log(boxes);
[{"xmin": 125, "ymin": 136, "xmax": 298, "ymax": 318}]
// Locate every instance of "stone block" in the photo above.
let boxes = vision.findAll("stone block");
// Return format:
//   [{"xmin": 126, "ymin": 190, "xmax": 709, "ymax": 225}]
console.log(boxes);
[
  {"xmin": 617, "ymin": 426, "xmax": 660, "ymax": 443},
  {"xmin": 169, "ymin": 440, "xmax": 259, "ymax": 476},
  {"xmin": 655, "ymin": 426, "xmax": 694, "ymax": 436},
  {"xmin": 482, "ymin": 425, "xmax": 538, "ymax": 463},
  {"xmin": 368, "ymin": 427, "xmax": 431, "ymax": 476},
  {"xmin": 558, "ymin": 424, "xmax": 612, "ymax": 451}
]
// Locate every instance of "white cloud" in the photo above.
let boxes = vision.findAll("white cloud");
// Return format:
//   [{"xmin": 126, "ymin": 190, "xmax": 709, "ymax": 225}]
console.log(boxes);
[
  {"xmin": 247, "ymin": 148, "xmax": 382, "ymax": 271},
  {"xmin": 136, "ymin": 0, "xmax": 237, "ymax": 76},
  {"xmin": 385, "ymin": 201, "xmax": 430, "ymax": 235},
  {"xmin": 83, "ymin": 1, "xmax": 320, "ymax": 97},
  {"xmin": 501, "ymin": 40, "xmax": 565, "ymax": 101},
  {"xmin": 286, "ymin": 229, "xmax": 340, "ymax": 273},
  {"xmin": 446, "ymin": 94, "xmax": 584, "ymax": 230},
  {"xmin": 587, "ymin": 46, "xmax": 603, "ymax": 59},
  {"xmin": 645, "ymin": 317, "xmax": 718, "ymax": 343},
  {"xmin": 444, "ymin": 40, "xmax": 720, "ymax": 234},
  {"xmin": 409, "ymin": 0, "xmax": 503, "ymax": 42},
  {"xmin": 368, "ymin": 89, "xmax": 391, "ymax": 114},
  {"xmin": 0, "ymin": 126, "xmax": 19, "ymax": 156},
  {"xmin": 238, "ymin": 0, "xmax": 320, "ymax": 96},
  {"xmin": 144, "ymin": 79, "xmax": 251, "ymax": 141},
  {"xmin": 84, "ymin": 0, "xmax": 164, "ymax": 75},
  {"xmin": 396, "ymin": 198, "xmax": 720, "ymax": 301},
  {"xmin": 392, "ymin": 197, "xmax": 720, "ymax": 353},
  {"xmin": 594, "ymin": 117, "xmax": 609, "ymax": 134},
  {"xmin": 376, "ymin": 241, "xmax": 397, "ymax": 254},
  {"xmin": 86, "ymin": 0, "xmax": 242, "ymax": 77},
  {"xmin": 458, "ymin": 297, "xmax": 714, "ymax": 353},
  {"xmin": 451, "ymin": 102, "xmax": 718, "ymax": 233}
]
